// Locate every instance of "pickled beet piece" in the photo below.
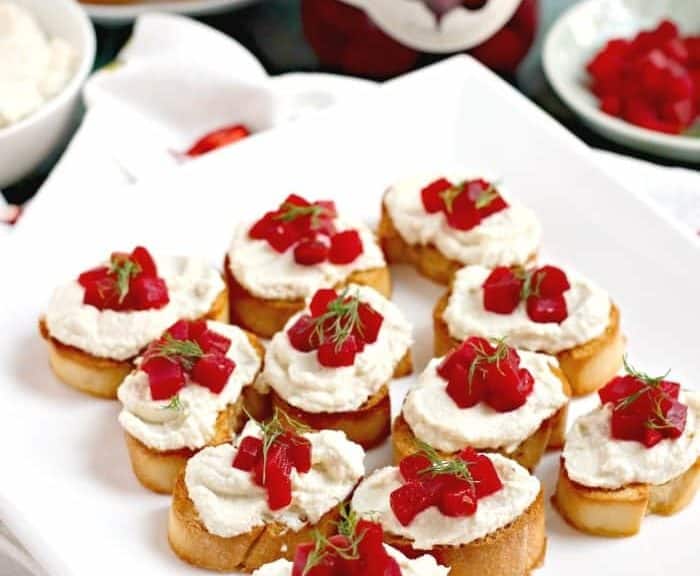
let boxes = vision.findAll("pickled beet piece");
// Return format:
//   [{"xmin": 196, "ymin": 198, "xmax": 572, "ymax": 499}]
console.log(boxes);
[
  {"xmin": 438, "ymin": 477, "xmax": 477, "ymax": 517},
  {"xmin": 130, "ymin": 246, "xmax": 157, "ymax": 276},
  {"xmin": 446, "ymin": 360, "xmax": 487, "ymax": 408},
  {"xmin": 399, "ymin": 454, "xmax": 432, "ymax": 481},
  {"xmin": 193, "ymin": 328, "xmax": 231, "ymax": 355},
  {"xmin": 129, "ymin": 276, "xmax": 170, "ymax": 310},
  {"xmin": 526, "ymin": 294, "xmax": 568, "ymax": 324},
  {"xmin": 142, "ymin": 356, "xmax": 185, "ymax": 401},
  {"xmin": 266, "ymin": 221, "xmax": 302, "ymax": 253},
  {"xmin": 191, "ymin": 355, "xmax": 236, "ymax": 393},
  {"xmin": 232, "ymin": 436, "xmax": 263, "ymax": 471},
  {"xmin": 317, "ymin": 334, "xmax": 360, "ymax": 367},
  {"xmin": 485, "ymin": 362, "xmax": 532, "ymax": 412},
  {"xmin": 287, "ymin": 435, "xmax": 312, "ymax": 474},
  {"xmin": 356, "ymin": 520, "xmax": 385, "ymax": 555},
  {"xmin": 165, "ymin": 320, "xmax": 190, "ymax": 340},
  {"xmin": 390, "ymin": 481, "xmax": 436, "ymax": 526},
  {"xmin": 328, "ymin": 230, "xmax": 363, "ymax": 264},
  {"xmin": 356, "ymin": 302, "xmax": 384, "ymax": 343},
  {"xmin": 445, "ymin": 195, "xmax": 481, "ymax": 231},
  {"xmin": 287, "ymin": 315, "xmax": 319, "ymax": 352},
  {"xmin": 185, "ymin": 124, "xmax": 249, "ymax": 157},
  {"xmin": 82, "ymin": 277, "xmax": 121, "ymax": 310},
  {"xmin": 534, "ymin": 265, "xmax": 570, "ymax": 297},
  {"xmin": 263, "ymin": 443, "xmax": 294, "ymax": 510},
  {"xmin": 294, "ymin": 238, "xmax": 329, "ymax": 265},
  {"xmin": 483, "ymin": 267, "xmax": 523, "ymax": 314},
  {"xmin": 599, "ymin": 375, "xmax": 644, "ymax": 405},
  {"xmin": 611, "ymin": 409, "xmax": 646, "ymax": 442},
  {"xmin": 468, "ymin": 453, "xmax": 503, "ymax": 499},
  {"xmin": 292, "ymin": 542, "xmax": 337, "ymax": 576},
  {"xmin": 309, "ymin": 288, "xmax": 337, "ymax": 317},
  {"xmin": 421, "ymin": 177, "xmax": 452, "ymax": 213},
  {"xmin": 77, "ymin": 265, "xmax": 110, "ymax": 288},
  {"xmin": 249, "ymin": 211, "xmax": 276, "ymax": 239}
]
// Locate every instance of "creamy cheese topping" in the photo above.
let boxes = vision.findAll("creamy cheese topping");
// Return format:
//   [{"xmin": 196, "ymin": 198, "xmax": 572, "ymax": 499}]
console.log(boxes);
[
  {"xmin": 117, "ymin": 322, "xmax": 261, "ymax": 452},
  {"xmin": 185, "ymin": 421, "xmax": 365, "ymax": 538},
  {"xmin": 443, "ymin": 265, "xmax": 612, "ymax": 354},
  {"xmin": 384, "ymin": 173, "xmax": 540, "ymax": 267},
  {"xmin": 351, "ymin": 454, "xmax": 540, "ymax": 549},
  {"xmin": 259, "ymin": 284, "xmax": 413, "ymax": 413},
  {"xmin": 0, "ymin": 2, "xmax": 76, "ymax": 128},
  {"xmin": 250, "ymin": 545, "xmax": 449, "ymax": 576},
  {"xmin": 563, "ymin": 391, "xmax": 700, "ymax": 489},
  {"xmin": 45, "ymin": 255, "xmax": 225, "ymax": 360},
  {"xmin": 403, "ymin": 350, "xmax": 568, "ymax": 453},
  {"xmin": 228, "ymin": 218, "xmax": 386, "ymax": 300}
]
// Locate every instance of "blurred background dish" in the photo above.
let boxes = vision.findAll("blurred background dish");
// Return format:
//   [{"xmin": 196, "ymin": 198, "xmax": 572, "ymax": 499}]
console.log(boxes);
[
  {"xmin": 0, "ymin": 0, "xmax": 95, "ymax": 188},
  {"xmin": 544, "ymin": 0, "xmax": 700, "ymax": 162}
]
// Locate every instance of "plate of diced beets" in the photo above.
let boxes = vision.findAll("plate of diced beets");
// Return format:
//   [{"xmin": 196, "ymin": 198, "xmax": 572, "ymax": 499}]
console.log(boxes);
[{"xmin": 543, "ymin": 0, "xmax": 699, "ymax": 162}]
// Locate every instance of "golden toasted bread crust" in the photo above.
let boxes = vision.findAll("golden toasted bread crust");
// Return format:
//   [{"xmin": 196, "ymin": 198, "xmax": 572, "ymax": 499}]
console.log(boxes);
[
  {"xmin": 382, "ymin": 489, "xmax": 546, "ymax": 576},
  {"xmin": 433, "ymin": 290, "xmax": 624, "ymax": 397},
  {"xmin": 378, "ymin": 201, "xmax": 536, "ymax": 286},
  {"xmin": 39, "ymin": 288, "xmax": 230, "ymax": 399},
  {"xmin": 268, "ymin": 349, "xmax": 412, "ymax": 450},
  {"xmin": 224, "ymin": 254, "xmax": 392, "ymax": 339},
  {"xmin": 553, "ymin": 457, "xmax": 700, "ymax": 537},
  {"xmin": 168, "ymin": 471, "xmax": 342, "ymax": 572}
]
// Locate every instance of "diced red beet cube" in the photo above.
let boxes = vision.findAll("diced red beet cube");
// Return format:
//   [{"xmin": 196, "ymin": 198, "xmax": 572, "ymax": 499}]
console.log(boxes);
[
  {"xmin": 310, "ymin": 288, "xmax": 337, "ymax": 317},
  {"xmin": 469, "ymin": 454, "xmax": 503, "ymax": 499},
  {"xmin": 356, "ymin": 520, "xmax": 385, "ymax": 556},
  {"xmin": 249, "ymin": 212, "xmax": 276, "ymax": 239},
  {"xmin": 328, "ymin": 230, "xmax": 364, "ymax": 264},
  {"xmin": 195, "ymin": 329, "xmax": 232, "ymax": 355},
  {"xmin": 165, "ymin": 320, "xmax": 190, "ymax": 340},
  {"xmin": 191, "ymin": 355, "xmax": 236, "ymax": 394},
  {"xmin": 267, "ymin": 221, "xmax": 303, "ymax": 253},
  {"xmin": 445, "ymin": 193, "xmax": 481, "ymax": 231},
  {"xmin": 390, "ymin": 481, "xmax": 436, "ymax": 526},
  {"xmin": 438, "ymin": 477, "xmax": 477, "ymax": 517},
  {"xmin": 661, "ymin": 399, "xmax": 688, "ymax": 439},
  {"xmin": 643, "ymin": 428, "xmax": 664, "ymax": 448},
  {"xmin": 317, "ymin": 334, "xmax": 360, "ymax": 367},
  {"xmin": 659, "ymin": 381, "xmax": 681, "ymax": 399},
  {"xmin": 600, "ymin": 95, "xmax": 622, "ymax": 116},
  {"xmin": 293, "ymin": 239, "xmax": 329, "ymax": 266},
  {"xmin": 356, "ymin": 303, "xmax": 383, "ymax": 344},
  {"xmin": 78, "ymin": 266, "xmax": 110, "ymax": 288},
  {"xmin": 446, "ymin": 359, "xmax": 487, "ymax": 409},
  {"xmin": 185, "ymin": 124, "xmax": 249, "ymax": 157},
  {"xmin": 482, "ymin": 267, "xmax": 523, "ymax": 314},
  {"xmin": 611, "ymin": 409, "xmax": 646, "ymax": 442},
  {"xmin": 130, "ymin": 246, "xmax": 157, "ymax": 277},
  {"xmin": 232, "ymin": 436, "xmax": 263, "ymax": 471},
  {"xmin": 485, "ymin": 362, "xmax": 533, "ymax": 412},
  {"xmin": 187, "ymin": 319, "xmax": 208, "ymax": 340},
  {"xmin": 420, "ymin": 178, "xmax": 452, "ymax": 213},
  {"xmin": 283, "ymin": 194, "xmax": 311, "ymax": 208},
  {"xmin": 287, "ymin": 434, "xmax": 312, "ymax": 474},
  {"xmin": 264, "ymin": 443, "xmax": 294, "ymax": 510},
  {"xmin": 291, "ymin": 542, "xmax": 337, "ymax": 576},
  {"xmin": 82, "ymin": 277, "xmax": 121, "ymax": 310},
  {"xmin": 287, "ymin": 315, "xmax": 319, "ymax": 352},
  {"xmin": 526, "ymin": 294, "xmax": 568, "ymax": 324},
  {"xmin": 142, "ymin": 356, "xmax": 185, "ymax": 401},
  {"xmin": 129, "ymin": 276, "xmax": 170, "ymax": 310},
  {"xmin": 534, "ymin": 265, "xmax": 570, "ymax": 297},
  {"xmin": 399, "ymin": 454, "xmax": 432, "ymax": 481},
  {"xmin": 598, "ymin": 375, "xmax": 644, "ymax": 405}
]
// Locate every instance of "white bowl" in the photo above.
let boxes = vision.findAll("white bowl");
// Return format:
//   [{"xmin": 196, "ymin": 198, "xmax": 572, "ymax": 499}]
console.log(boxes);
[
  {"xmin": 0, "ymin": 0, "xmax": 96, "ymax": 188},
  {"xmin": 543, "ymin": 0, "xmax": 700, "ymax": 163}
]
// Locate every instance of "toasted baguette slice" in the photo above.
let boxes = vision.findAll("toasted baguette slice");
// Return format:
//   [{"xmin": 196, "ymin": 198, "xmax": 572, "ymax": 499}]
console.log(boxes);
[
  {"xmin": 378, "ymin": 202, "xmax": 535, "ymax": 286},
  {"xmin": 39, "ymin": 288, "xmax": 229, "ymax": 399},
  {"xmin": 224, "ymin": 255, "xmax": 391, "ymax": 339},
  {"xmin": 269, "ymin": 350, "xmax": 412, "ymax": 450},
  {"xmin": 433, "ymin": 292, "xmax": 624, "ymax": 397},
  {"xmin": 168, "ymin": 471, "xmax": 341, "ymax": 572},
  {"xmin": 382, "ymin": 489, "xmax": 546, "ymax": 576},
  {"xmin": 553, "ymin": 457, "xmax": 700, "ymax": 537}
]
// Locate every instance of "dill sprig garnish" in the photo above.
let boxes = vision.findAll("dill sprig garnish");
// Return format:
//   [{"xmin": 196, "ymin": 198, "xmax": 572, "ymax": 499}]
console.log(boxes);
[
  {"xmin": 474, "ymin": 182, "xmax": 500, "ymax": 209},
  {"xmin": 150, "ymin": 334, "xmax": 203, "ymax": 371},
  {"xmin": 438, "ymin": 180, "xmax": 501, "ymax": 213},
  {"xmin": 467, "ymin": 337, "xmax": 510, "ymax": 390},
  {"xmin": 645, "ymin": 394, "xmax": 677, "ymax": 431},
  {"xmin": 439, "ymin": 182, "xmax": 464, "ymax": 213},
  {"xmin": 109, "ymin": 258, "xmax": 141, "ymax": 303},
  {"xmin": 301, "ymin": 506, "xmax": 365, "ymax": 574},
  {"xmin": 302, "ymin": 530, "xmax": 329, "ymax": 576},
  {"xmin": 515, "ymin": 266, "xmax": 543, "ymax": 301},
  {"xmin": 311, "ymin": 288, "xmax": 364, "ymax": 351},
  {"xmin": 246, "ymin": 408, "xmax": 311, "ymax": 483},
  {"xmin": 614, "ymin": 356, "xmax": 671, "ymax": 411},
  {"xmin": 162, "ymin": 394, "xmax": 183, "ymax": 411},
  {"xmin": 416, "ymin": 441, "xmax": 476, "ymax": 487},
  {"xmin": 273, "ymin": 201, "xmax": 329, "ymax": 228}
]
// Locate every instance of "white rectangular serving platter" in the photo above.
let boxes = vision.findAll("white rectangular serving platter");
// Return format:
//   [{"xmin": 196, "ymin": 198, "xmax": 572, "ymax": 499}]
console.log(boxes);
[{"xmin": 0, "ymin": 56, "xmax": 698, "ymax": 576}]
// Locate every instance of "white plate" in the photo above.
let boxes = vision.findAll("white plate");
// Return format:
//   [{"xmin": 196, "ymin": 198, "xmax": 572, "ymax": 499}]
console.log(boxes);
[
  {"xmin": 1, "ymin": 56, "xmax": 699, "ymax": 576},
  {"xmin": 543, "ymin": 0, "xmax": 700, "ymax": 163},
  {"xmin": 82, "ymin": 0, "xmax": 259, "ymax": 25}
]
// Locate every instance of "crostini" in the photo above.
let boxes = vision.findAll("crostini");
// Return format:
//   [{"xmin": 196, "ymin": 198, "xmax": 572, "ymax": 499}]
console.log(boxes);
[
  {"xmin": 251, "ymin": 507, "xmax": 449, "ymax": 575},
  {"xmin": 225, "ymin": 194, "xmax": 389, "ymax": 338},
  {"xmin": 258, "ymin": 284, "xmax": 413, "ymax": 449},
  {"xmin": 378, "ymin": 173, "xmax": 541, "ymax": 285},
  {"xmin": 168, "ymin": 412, "xmax": 365, "ymax": 572},
  {"xmin": 352, "ymin": 446, "xmax": 545, "ymax": 576},
  {"xmin": 394, "ymin": 336, "xmax": 570, "ymax": 471},
  {"xmin": 434, "ymin": 263, "xmax": 624, "ymax": 396},
  {"xmin": 554, "ymin": 358, "xmax": 700, "ymax": 537},
  {"xmin": 117, "ymin": 319, "xmax": 264, "ymax": 494},
  {"xmin": 40, "ymin": 246, "xmax": 228, "ymax": 399}
]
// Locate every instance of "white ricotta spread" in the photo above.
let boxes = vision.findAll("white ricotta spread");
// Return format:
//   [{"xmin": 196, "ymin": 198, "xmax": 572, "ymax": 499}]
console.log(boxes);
[
  {"xmin": 117, "ymin": 322, "xmax": 261, "ymax": 452},
  {"xmin": 384, "ymin": 173, "xmax": 540, "ymax": 267},
  {"xmin": 351, "ymin": 454, "xmax": 540, "ymax": 549},
  {"xmin": 45, "ymin": 255, "xmax": 225, "ymax": 360},
  {"xmin": 443, "ymin": 265, "xmax": 612, "ymax": 354},
  {"xmin": 250, "ymin": 545, "xmax": 449, "ymax": 576},
  {"xmin": 563, "ymin": 391, "xmax": 700, "ymax": 489},
  {"xmin": 227, "ymin": 218, "xmax": 386, "ymax": 300},
  {"xmin": 0, "ymin": 2, "xmax": 76, "ymax": 128},
  {"xmin": 185, "ymin": 421, "xmax": 365, "ymax": 538},
  {"xmin": 403, "ymin": 350, "xmax": 568, "ymax": 453},
  {"xmin": 259, "ymin": 284, "xmax": 413, "ymax": 413}
]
